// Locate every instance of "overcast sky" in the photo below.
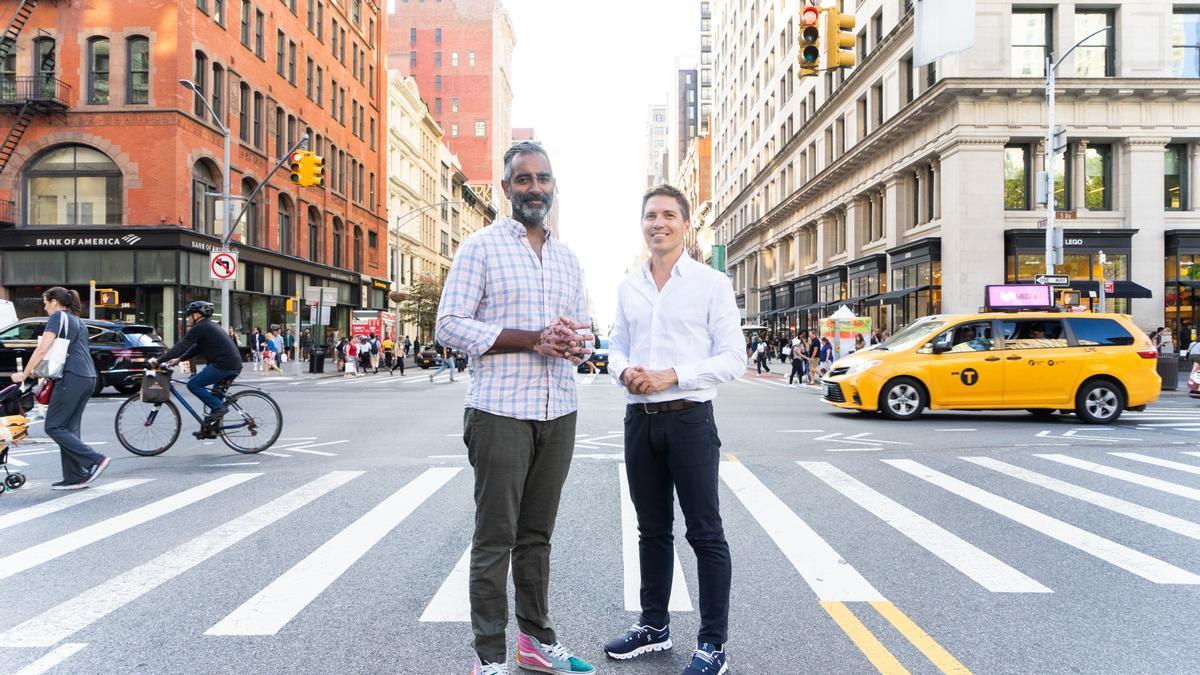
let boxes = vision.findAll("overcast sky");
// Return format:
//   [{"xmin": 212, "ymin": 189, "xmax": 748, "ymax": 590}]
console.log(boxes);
[{"xmin": 506, "ymin": 0, "xmax": 698, "ymax": 332}]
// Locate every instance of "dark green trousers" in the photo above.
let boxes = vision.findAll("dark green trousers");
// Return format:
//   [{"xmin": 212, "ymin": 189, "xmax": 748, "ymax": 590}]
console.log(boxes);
[{"xmin": 463, "ymin": 407, "xmax": 577, "ymax": 664}]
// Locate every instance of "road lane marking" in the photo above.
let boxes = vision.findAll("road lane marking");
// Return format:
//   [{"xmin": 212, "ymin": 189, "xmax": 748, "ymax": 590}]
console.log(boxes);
[
  {"xmin": 5, "ymin": 455, "xmax": 29, "ymax": 466},
  {"xmin": 419, "ymin": 546, "xmax": 471, "ymax": 622},
  {"xmin": 206, "ymin": 467, "xmax": 460, "ymax": 635},
  {"xmin": 0, "ymin": 474, "xmax": 259, "ymax": 581},
  {"xmin": 719, "ymin": 461, "xmax": 884, "ymax": 601},
  {"xmin": 883, "ymin": 459, "xmax": 1200, "ymax": 584},
  {"xmin": 1110, "ymin": 453, "xmax": 1200, "ymax": 477},
  {"xmin": 820, "ymin": 601, "xmax": 909, "ymax": 675},
  {"xmin": 0, "ymin": 472, "xmax": 363, "ymax": 647},
  {"xmin": 11, "ymin": 643, "xmax": 88, "ymax": 675},
  {"xmin": 823, "ymin": 447, "xmax": 887, "ymax": 452},
  {"xmin": 260, "ymin": 452, "xmax": 292, "ymax": 457},
  {"xmin": 287, "ymin": 448, "xmax": 337, "ymax": 456},
  {"xmin": 0, "ymin": 479, "xmax": 152, "ymax": 532},
  {"xmin": 1036, "ymin": 454, "xmax": 1200, "ymax": 502},
  {"xmin": 619, "ymin": 465, "xmax": 692, "ymax": 612},
  {"xmin": 798, "ymin": 462, "xmax": 1048, "ymax": 593},
  {"xmin": 936, "ymin": 428, "xmax": 978, "ymax": 432},
  {"xmin": 291, "ymin": 439, "xmax": 350, "ymax": 449},
  {"xmin": 278, "ymin": 437, "xmax": 318, "ymax": 441},
  {"xmin": 963, "ymin": 457, "xmax": 1200, "ymax": 542},
  {"xmin": 205, "ymin": 462, "xmax": 261, "ymax": 466},
  {"xmin": 870, "ymin": 601, "xmax": 972, "ymax": 674}
]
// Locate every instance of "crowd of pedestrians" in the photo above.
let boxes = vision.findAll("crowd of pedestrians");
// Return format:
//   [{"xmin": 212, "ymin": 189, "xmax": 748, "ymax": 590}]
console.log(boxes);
[{"xmin": 745, "ymin": 328, "xmax": 891, "ymax": 387}]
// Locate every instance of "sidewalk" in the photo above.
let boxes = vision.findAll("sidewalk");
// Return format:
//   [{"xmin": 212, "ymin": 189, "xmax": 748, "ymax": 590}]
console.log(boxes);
[{"xmin": 238, "ymin": 355, "xmax": 420, "ymax": 382}]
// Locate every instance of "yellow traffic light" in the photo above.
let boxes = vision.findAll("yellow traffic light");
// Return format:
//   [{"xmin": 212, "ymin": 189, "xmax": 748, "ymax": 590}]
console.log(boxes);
[
  {"xmin": 96, "ymin": 289, "xmax": 119, "ymax": 307},
  {"xmin": 797, "ymin": 5, "xmax": 821, "ymax": 78},
  {"xmin": 307, "ymin": 153, "xmax": 324, "ymax": 188},
  {"xmin": 822, "ymin": 7, "xmax": 856, "ymax": 69},
  {"xmin": 289, "ymin": 151, "xmax": 305, "ymax": 186}
]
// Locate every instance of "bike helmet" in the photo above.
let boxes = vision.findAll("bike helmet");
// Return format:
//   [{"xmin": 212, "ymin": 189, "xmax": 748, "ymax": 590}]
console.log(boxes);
[{"xmin": 184, "ymin": 300, "xmax": 215, "ymax": 318}]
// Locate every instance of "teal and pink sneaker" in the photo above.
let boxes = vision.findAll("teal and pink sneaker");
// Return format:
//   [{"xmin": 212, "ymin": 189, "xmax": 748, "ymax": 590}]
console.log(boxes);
[
  {"xmin": 515, "ymin": 633, "xmax": 595, "ymax": 674},
  {"xmin": 471, "ymin": 655, "xmax": 508, "ymax": 675}
]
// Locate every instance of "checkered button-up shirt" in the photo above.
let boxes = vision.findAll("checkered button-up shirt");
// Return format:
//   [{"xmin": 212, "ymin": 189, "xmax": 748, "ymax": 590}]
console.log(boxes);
[{"xmin": 435, "ymin": 217, "xmax": 589, "ymax": 421}]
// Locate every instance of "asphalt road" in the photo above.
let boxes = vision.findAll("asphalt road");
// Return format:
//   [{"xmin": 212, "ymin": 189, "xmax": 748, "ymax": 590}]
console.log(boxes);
[{"xmin": 3, "ymin": 361, "xmax": 1200, "ymax": 674}]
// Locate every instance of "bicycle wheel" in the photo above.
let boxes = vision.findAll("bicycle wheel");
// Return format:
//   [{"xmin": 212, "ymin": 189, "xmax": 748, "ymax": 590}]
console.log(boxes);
[
  {"xmin": 219, "ymin": 390, "xmax": 283, "ymax": 454},
  {"xmin": 115, "ymin": 395, "xmax": 181, "ymax": 457}
]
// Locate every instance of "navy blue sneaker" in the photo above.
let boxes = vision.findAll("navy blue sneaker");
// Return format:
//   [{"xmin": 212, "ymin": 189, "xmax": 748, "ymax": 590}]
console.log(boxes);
[
  {"xmin": 603, "ymin": 623, "xmax": 672, "ymax": 660},
  {"xmin": 682, "ymin": 643, "xmax": 727, "ymax": 675}
]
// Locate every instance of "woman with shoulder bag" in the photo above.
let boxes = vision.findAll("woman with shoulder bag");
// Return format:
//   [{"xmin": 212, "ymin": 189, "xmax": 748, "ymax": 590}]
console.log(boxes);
[{"xmin": 9, "ymin": 287, "xmax": 109, "ymax": 490}]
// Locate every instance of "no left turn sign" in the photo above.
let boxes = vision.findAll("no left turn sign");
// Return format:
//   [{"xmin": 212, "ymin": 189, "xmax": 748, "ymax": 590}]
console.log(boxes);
[{"xmin": 210, "ymin": 250, "xmax": 238, "ymax": 281}]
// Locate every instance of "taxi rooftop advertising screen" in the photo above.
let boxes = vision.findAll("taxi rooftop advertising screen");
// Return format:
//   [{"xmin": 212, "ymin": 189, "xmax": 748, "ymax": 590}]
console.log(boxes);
[{"xmin": 985, "ymin": 284, "xmax": 1053, "ymax": 311}]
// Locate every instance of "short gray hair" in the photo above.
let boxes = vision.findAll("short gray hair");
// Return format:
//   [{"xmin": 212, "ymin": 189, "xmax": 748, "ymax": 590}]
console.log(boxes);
[{"xmin": 502, "ymin": 141, "xmax": 552, "ymax": 182}]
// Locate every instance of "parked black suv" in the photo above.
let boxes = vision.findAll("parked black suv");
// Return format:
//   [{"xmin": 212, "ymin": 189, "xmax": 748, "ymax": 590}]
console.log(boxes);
[{"xmin": 0, "ymin": 318, "xmax": 166, "ymax": 395}]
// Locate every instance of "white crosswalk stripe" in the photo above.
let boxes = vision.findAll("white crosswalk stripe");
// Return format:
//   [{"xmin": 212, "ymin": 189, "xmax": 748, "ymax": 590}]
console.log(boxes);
[
  {"xmin": 0, "ymin": 479, "xmax": 153, "ymax": 532},
  {"xmin": 0, "ymin": 474, "xmax": 259, "ymax": 581},
  {"xmin": 1035, "ymin": 454, "xmax": 1200, "ymax": 502},
  {"xmin": 618, "ymin": 464, "xmax": 693, "ymax": 612},
  {"xmin": 1109, "ymin": 452, "xmax": 1200, "ymax": 476},
  {"xmin": 798, "ymin": 461, "xmax": 1050, "ymax": 593},
  {"xmin": 205, "ymin": 467, "xmax": 460, "ymax": 636},
  {"xmin": 419, "ymin": 546, "xmax": 472, "ymax": 623},
  {"xmin": 883, "ymin": 459, "xmax": 1200, "ymax": 585}
]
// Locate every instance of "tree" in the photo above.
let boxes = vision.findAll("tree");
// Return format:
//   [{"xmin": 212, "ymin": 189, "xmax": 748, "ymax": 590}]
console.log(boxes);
[{"xmin": 390, "ymin": 274, "xmax": 443, "ymax": 345}]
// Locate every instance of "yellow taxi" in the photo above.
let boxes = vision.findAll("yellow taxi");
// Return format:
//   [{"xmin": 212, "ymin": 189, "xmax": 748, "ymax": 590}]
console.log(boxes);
[{"xmin": 821, "ymin": 312, "xmax": 1160, "ymax": 424}]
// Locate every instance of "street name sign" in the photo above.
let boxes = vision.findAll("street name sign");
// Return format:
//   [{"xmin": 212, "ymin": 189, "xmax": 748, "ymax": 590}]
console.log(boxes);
[
  {"xmin": 209, "ymin": 250, "xmax": 238, "ymax": 281},
  {"xmin": 1034, "ymin": 274, "xmax": 1070, "ymax": 286}
]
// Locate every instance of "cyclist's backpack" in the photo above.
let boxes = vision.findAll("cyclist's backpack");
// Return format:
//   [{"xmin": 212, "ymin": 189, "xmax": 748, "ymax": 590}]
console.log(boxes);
[{"xmin": 141, "ymin": 372, "xmax": 171, "ymax": 404}]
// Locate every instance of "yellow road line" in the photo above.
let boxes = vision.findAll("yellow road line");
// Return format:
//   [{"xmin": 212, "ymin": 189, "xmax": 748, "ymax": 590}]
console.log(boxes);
[
  {"xmin": 820, "ymin": 601, "xmax": 910, "ymax": 675},
  {"xmin": 871, "ymin": 601, "xmax": 972, "ymax": 674},
  {"xmin": 724, "ymin": 452, "xmax": 739, "ymax": 462}
]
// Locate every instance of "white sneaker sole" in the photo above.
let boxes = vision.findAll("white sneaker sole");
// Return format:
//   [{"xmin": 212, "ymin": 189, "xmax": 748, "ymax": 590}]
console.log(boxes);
[{"xmin": 605, "ymin": 638, "xmax": 673, "ymax": 660}]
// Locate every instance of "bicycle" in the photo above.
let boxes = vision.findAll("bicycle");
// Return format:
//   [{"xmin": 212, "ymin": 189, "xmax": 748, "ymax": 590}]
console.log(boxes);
[{"xmin": 114, "ymin": 366, "xmax": 283, "ymax": 456}]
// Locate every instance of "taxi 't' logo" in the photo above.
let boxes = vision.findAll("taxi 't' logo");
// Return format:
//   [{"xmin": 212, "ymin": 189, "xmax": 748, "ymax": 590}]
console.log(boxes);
[{"xmin": 960, "ymin": 368, "xmax": 979, "ymax": 386}]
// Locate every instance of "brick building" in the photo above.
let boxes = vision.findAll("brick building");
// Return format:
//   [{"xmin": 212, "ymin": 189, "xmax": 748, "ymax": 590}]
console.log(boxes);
[
  {"xmin": 385, "ymin": 0, "xmax": 514, "ymax": 215},
  {"xmin": 0, "ymin": 0, "xmax": 389, "ymax": 344}
]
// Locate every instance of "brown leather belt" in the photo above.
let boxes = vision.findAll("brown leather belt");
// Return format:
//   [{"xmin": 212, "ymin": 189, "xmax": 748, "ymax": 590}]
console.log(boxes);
[{"xmin": 629, "ymin": 399, "xmax": 702, "ymax": 415}]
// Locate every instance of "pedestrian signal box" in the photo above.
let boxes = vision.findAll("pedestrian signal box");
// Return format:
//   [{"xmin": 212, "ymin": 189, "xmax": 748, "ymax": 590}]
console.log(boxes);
[
  {"xmin": 96, "ymin": 289, "xmax": 120, "ymax": 307},
  {"xmin": 1060, "ymin": 290, "xmax": 1081, "ymax": 307}
]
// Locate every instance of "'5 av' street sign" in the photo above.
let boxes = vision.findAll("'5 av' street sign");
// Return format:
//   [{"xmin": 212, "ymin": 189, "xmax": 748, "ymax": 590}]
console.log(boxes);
[{"xmin": 1034, "ymin": 274, "xmax": 1070, "ymax": 286}]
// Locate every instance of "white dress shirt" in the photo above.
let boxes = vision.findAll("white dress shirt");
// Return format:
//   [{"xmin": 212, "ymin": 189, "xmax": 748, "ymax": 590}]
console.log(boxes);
[{"xmin": 608, "ymin": 251, "xmax": 747, "ymax": 403}]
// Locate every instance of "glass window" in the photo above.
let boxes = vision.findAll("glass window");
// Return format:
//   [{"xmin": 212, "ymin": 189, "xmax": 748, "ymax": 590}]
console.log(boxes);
[
  {"xmin": 26, "ymin": 145, "xmax": 123, "ymax": 225},
  {"xmin": 1084, "ymin": 144, "xmax": 1111, "ymax": 210},
  {"xmin": 254, "ymin": 9, "xmax": 264, "ymax": 58},
  {"xmin": 191, "ymin": 160, "xmax": 218, "ymax": 235},
  {"xmin": 1053, "ymin": 146, "xmax": 1070, "ymax": 210},
  {"xmin": 1172, "ymin": 10, "xmax": 1200, "ymax": 77},
  {"xmin": 475, "ymin": 120, "xmax": 486, "ymax": 137},
  {"xmin": 193, "ymin": 51, "xmax": 206, "ymax": 117},
  {"xmin": 127, "ymin": 36, "xmax": 149, "ymax": 104},
  {"xmin": 1067, "ymin": 318, "xmax": 1133, "ymax": 346},
  {"xmin": 1012, "ymin": 9, "xmax": 1051, "ymax": 77},
  {"xmin": 1074, "ymin": 10, "xmax": 1114, "ymax": 77},
  {"xmin": 934, "ymin": 321, "xmax": 996, "ymax": 353},
  {"xmin": 86, "ymin": 37, "xmax": 109, "ymax": 104},
  {"xmin": 1166, "ymin": 144, "xmax": 1188, "ymax": 210},
  {"xmin": 1004, "ymin": 144, "xmax": 1029, "ymax": 210},
  {"xmin": 0, "ymin": 320, "xmax": 44, "ymax": 340},
  {"xmin": 34, "ymin": 37, "xmax": 55, "ymax": 98},
  {"xmin": 1000, "ymin": 319, "xmax": 1068, "ymax": 349}
]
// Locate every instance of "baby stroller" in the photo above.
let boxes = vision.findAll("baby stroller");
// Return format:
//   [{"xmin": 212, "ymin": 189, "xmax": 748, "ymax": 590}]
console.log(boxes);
[{"xmin": 0, "ymin": 382, "xmax": 34, "ymax": 493}]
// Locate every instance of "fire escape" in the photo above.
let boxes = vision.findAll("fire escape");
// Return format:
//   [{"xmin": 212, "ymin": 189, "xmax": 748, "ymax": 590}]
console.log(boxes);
[{"xmin": 0, "ymin": 0, "xmax": 68, "ymax": 225}]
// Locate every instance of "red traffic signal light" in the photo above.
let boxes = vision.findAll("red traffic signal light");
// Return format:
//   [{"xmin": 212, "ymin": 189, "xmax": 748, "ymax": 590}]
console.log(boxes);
[
  {"xmin": 290, "ymin": 151, "xmax": 305, "ymax": 185},
  {"xmin": 798, "ymin": 6, "xmax": 821, "ymax": 77}
]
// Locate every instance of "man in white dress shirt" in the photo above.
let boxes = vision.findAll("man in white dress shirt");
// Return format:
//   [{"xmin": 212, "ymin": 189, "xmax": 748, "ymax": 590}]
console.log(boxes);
[{"xmin": 603, "ymin": 185, "xmax": 746, "ymax": 675}]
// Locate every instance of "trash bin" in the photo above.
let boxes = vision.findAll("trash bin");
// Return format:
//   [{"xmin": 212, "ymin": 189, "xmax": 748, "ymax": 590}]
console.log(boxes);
[
  {"xmin": 309, "ymin": 347, "xmax": 326, "ymax": 374},
  {"xmin": 1157, "ymin": 355, "xmax": 1178, "ymax": 391}
]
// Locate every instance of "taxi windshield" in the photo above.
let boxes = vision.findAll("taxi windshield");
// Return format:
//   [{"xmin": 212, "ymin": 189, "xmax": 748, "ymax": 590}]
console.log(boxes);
[{"xmin": 878, "ymin": 318, "xmax": 947, "ymax": 352}]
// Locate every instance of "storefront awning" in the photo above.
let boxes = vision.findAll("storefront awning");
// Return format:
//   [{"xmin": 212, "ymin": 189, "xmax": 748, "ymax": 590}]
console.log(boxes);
[
  {"xmin": 1067, "ymin": 280, "xmax": 1153, "ymax": 299},
  {"xmin": 796, "ymin": 302, "xmax": 823, "ymax": 312},
  {"xmin": 877, "ymin": 285, "xmax": 932, "ymax": 305}
]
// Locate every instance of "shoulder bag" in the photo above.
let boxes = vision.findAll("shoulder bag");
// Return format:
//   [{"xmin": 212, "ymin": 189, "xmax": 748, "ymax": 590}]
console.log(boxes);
[{"xmin": 32, "ymin": 311, "xmax": 71, "ymax": 380}]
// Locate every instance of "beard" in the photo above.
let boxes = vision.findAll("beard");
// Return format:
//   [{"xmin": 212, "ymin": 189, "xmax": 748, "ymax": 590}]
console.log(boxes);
[{"xmin": 511, "ymin": 190, "xmax": 553, "ymax": 225}]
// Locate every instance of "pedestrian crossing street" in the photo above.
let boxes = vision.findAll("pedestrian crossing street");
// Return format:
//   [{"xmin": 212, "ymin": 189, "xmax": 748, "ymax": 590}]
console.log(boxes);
[{"xmin": 4, "ymin": 447, "xmax": 1200, "ymax": 670}]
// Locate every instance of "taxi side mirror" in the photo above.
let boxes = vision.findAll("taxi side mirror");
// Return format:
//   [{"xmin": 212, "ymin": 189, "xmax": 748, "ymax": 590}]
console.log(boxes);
[{"xmin": 930, "ymin": 337, "xmax": 952, "ymax": 354}]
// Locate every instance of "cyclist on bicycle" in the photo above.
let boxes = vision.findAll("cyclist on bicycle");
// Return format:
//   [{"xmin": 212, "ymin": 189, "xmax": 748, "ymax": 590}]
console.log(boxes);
[{"xmin": 150, "ymin": 300, "xmax": 243, "ymax": 439}]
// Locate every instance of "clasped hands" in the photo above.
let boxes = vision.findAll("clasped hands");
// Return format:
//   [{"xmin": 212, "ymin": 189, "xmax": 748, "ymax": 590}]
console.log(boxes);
[
  {"xmin": 620, "ymin": 366, "xmax": 678, "ymax": 396},
  {"xmin": 533, "ymin": 316, "xmax": 594, "ymax": 366}
]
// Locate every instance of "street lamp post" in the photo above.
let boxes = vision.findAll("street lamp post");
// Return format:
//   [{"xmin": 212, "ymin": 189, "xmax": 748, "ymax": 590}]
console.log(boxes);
[
  {"xmin": 1043, "ymin": 25, "xmax": 1113, "ymax": 277},
  {"xmin": 179, "ymin": 79, "xmax": 234, "ymax": 331}
]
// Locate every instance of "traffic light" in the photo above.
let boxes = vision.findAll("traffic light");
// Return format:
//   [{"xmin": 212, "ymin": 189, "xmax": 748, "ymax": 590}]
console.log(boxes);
[
  {"xmin": 797, "ymin": 5, "xmax": 821, "ymax": 78},
  {"xmin": 307, "ymin": 153, "xmax": 324, "ymax": 188},
  {"xmin": 822, "ymin": 7, "xmax": 856, "ymax": 69},
  {"xmin": 290, "ymin": 151, "xmax": 305, "ymax": 186},
  {"xmin": 96, "ymin": 289, "xmax": 119, "ymax": 307}
]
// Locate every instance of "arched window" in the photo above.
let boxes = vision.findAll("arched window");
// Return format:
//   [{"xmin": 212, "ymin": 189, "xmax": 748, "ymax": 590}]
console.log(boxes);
[
  {"xmin": 33, "ymin": 36, "xmax": 55, "ymax": 99},
  {"xmin": 211, "ymin": 62, "xmax": 224, "ymax": 124},
  {"xmin": 252, "ymin": 91, "xmax": 263, "ymax": 147},
  {"xmin": 193, "ymin": 51, "xmax": 207, "ymax": 117},
  {"xmin": 332, "ymin": 218, "xmax": 344, "ymax": 268},
  {"xmin": 191, "ymin": 159, "xmax": 220, "ymax": 235},
  {"xmin": 278, "ymin": 194, "xmax": 293, "ymax": 255},
  {"xmin": 240, "ymin": 177, "xmax": 259, "ymax": 246},
  {"xmin": 353, "ymin": 225, "xmax": 363, "ymax": 272},
  {"xmin": 25, "ymin": 145, "xmax": 123, "ymax": 225},
  {"xmin": 86, "ymin": 37, "xmax": 109, "ymax": 104},
  {"xmin": 238, "ymin": 82, "xmax": 250, "ymax": 141},
  {"xmin": 126, "ymin": 36, "xmax": 149, "ymax": 104},
  {"xmin": 307, "ymin": 206, "xmax": 321, "ymax": 261}
]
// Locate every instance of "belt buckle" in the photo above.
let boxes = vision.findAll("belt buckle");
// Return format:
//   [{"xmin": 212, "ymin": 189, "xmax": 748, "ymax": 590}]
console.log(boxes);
[{"xmin": 642, "ymin": 403, "xmax": 658, "ymax": 415}]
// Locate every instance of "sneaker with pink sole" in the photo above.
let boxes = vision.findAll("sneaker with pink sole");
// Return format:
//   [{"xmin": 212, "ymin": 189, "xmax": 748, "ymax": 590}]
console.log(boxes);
[{"xmin": 515, "ymin": 633, "xmax": 595, "ymax": 674}]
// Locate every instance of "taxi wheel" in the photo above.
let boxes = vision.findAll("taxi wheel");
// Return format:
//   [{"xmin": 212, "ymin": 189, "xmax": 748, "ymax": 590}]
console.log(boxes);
[
  {"xmin": 1075, "ymin": 380, "xmax": 1125, "ymax": 425},
  {"xmin": 879, "ymin": 377, "xmax": 926, "ymax": 421}
]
